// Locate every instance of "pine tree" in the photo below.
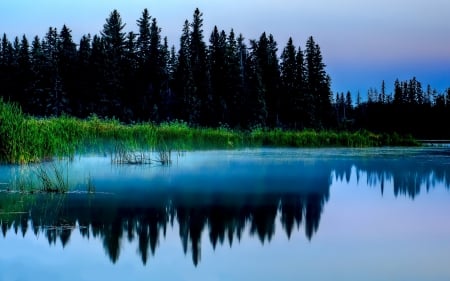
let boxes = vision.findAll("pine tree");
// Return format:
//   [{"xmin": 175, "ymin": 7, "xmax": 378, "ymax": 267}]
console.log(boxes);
[
  {"xmin": 225, "ymin": 30, "xmax": 245, "ymax": 127},
  {"xmin": 252, "ymin": 33, "xmax": 280, "ymax": 127},
  {"xmin": 17, "ymin": 35, "xmax": 32, "ymax": 108},
  {"xmin": 246, "ymin": 39, "xmax": 267, "ymax": 127},
  {"xmin": 42, "ymin": 27, "xmax": 66, "ymax": 116},
  {"xmin": 345, "ymin": 91, "xmax": 353, "ymax": 118},
  {"xmin": 189, "ymin": 8, "xmax": 209, "ymax": 124},
  {"xmin": 123, "ymin": 31, "xmax": 138, "ymax": 120},
  {"xmin": 295, "ymin": 46, "xmax": 310, "ymax": 128},
  {"xmin": 136, "ymin": 8, "xmax": 151, "ymax": 66},
  {"xmin": 101, "ymin": 9, "xmax": 126, "ymax": 116},
  {"xmin": 74, "ymin": 34, "xmax": 92, "ymax": 116},
  {"xmin": 29, "ymin": 36, "xmax": 45, "ymax": 114},
  {"xmin": 305, "ymin": 36, "xmax": 331, "ymax": 128},
  {"xmin": 90, "ymin": 34, "xmax": 108, "ymax": 116},
  {"xmin": 174, "ymin": 20, "xmax": 196, "ymax": 122},
  {"xmin": 58, "ymin": 24, "xmax": 77, "ymax": 114},
  {"xmin": 0, "ymin": 34, "xmax": 14, "ymax": 101},
  {"xmin": 393, "ymin": 78, "xmax": 404, "ymax": 104},
  {"xmin": 280, "ymin": 37, "xmax": 297, "ymax": 127},
  {"xmin": 147, "ymin": 17, "xmax": 164, "ymax": 121},
  {"xmin": 208, "ymin": 26, "xmax": 227, "ymax": 125}
]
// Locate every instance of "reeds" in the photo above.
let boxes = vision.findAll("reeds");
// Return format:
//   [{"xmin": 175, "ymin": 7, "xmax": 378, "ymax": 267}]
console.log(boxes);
[
  {"xmin": 0, "ymin": 99, "xmax": 419, "ymax": 164},
  {"xmin": 111, "ymin": 142, "xmax": 172, "ymax": 166}
]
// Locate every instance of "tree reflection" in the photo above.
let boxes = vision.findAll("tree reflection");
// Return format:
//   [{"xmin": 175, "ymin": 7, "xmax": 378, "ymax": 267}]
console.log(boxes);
[
  {"xmin": 0, "ymin": 188, "xmax": 329, "ymax": 266},
  {"xmin": 0, "ymin": 153, "xmax": 449, "ymax": 265}
]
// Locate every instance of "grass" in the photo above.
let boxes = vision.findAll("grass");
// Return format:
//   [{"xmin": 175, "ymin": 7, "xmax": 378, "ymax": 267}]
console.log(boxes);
[
  {"xmin": 34, "ymin": 163, "xmax": 69, "ymax": 193},
  {"xmin": 0, "ymin": 99, "xmax": 419, "ymax": 164}
]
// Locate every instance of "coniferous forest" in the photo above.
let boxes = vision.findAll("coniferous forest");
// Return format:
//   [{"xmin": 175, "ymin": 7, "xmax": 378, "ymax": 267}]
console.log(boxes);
[{"xmin": 1, "ymin": 8, "xmax": 449, "ymax": 138}]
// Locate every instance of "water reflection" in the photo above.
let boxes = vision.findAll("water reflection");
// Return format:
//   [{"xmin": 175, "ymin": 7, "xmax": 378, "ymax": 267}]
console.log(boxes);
[
  {"xmin": 0, "ymin": 148, "xmax": 449, "ymax": 266},
  {"xmin": 0, "ymin": 191, "xmax": 328, "ymax": 266}
]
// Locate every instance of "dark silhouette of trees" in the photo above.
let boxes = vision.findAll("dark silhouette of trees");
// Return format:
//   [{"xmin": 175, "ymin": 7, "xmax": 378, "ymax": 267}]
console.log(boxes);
[
  {"xmin": 0, "ymin": 7, "xmax": 448, "ymax": 136},
  {"xmin": 350, "ymin": 77, "xmax": 450, "ymax": 138}
]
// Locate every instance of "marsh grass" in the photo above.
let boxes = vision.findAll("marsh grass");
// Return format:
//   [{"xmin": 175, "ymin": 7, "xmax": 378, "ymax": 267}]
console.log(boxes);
[
  {"xmin": 0, "ymin": 99, "xmax": 419, "ymax": 164},
  {"xmin": 111, "ymin": 141, "xmax": 173, "ymax": 165},
  {"xmin": 35, "ymin": 163, "xmax": 69, "ymax": 193}
]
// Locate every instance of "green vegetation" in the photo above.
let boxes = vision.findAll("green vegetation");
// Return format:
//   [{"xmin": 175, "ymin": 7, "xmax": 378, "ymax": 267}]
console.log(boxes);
[{"xmin": 0, "ymin": 99, "xmax": 418, "ymax": 164}]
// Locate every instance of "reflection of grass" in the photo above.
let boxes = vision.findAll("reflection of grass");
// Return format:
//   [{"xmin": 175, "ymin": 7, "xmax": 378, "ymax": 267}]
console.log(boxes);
[
  {"xmin": 35, "ymin": 163, "xmax": 69, "ymax": 193},
  {"xmin": 6, "ymin": 162, "xmax": 95, "ymax": 194},
  {"xmin": 0, "ymin": 99, "xmax": 419, "ymax": 164},
  {"xmin": 111, "ymin": 142, "xmax": 172, "ymax": 166},
  {"xmin": 86, "ymin": 174, "xmax": 95, "ymax": 194}
]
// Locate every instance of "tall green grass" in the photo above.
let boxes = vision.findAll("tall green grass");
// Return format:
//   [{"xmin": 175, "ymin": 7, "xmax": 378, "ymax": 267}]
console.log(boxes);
[{"xmin": 0, "ymin": 99, "xmax": 419, "ymax": 164}]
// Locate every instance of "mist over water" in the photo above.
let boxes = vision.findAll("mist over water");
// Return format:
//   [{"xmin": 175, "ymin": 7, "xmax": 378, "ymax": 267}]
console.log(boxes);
[{"xmin": 1, "ymin": 148, "xmax": 449, "ymax": 280}]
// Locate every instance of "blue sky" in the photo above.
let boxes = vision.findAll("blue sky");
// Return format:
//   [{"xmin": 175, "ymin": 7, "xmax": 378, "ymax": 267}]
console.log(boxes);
[{"xmin": 1, "ymin": 0, "xmax": 449, "ymax": 96}]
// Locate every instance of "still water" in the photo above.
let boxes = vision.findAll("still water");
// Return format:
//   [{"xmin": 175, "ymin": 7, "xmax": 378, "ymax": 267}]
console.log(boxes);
[{"xmin": 0, "ymin": 148, "xmax": 449, "ymax": 281}]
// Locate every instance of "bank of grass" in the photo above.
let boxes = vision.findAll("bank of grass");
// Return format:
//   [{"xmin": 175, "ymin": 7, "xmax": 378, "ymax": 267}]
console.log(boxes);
[{"xmin": 0, "ymin": 99, "xmax": 419, "ymax": 164}]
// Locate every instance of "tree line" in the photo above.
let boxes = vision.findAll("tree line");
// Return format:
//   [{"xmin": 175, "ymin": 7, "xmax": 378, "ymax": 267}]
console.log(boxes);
[
  {"xmin": 335, "ymin": 77, "xmax": 450, "ymax": 138},
  {"xmin": 0, "ymin": 8, "xmax": 449, "ymax": 136},
  {"xmin": 0, "ymin": 8, "xmax": 331, "ymax": 129}
]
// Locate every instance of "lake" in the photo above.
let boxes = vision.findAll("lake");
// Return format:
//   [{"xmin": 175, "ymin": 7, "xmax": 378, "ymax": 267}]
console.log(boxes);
[{"xmin": 1, "ymin": 147, "xmax": 449, "ymax": 281}]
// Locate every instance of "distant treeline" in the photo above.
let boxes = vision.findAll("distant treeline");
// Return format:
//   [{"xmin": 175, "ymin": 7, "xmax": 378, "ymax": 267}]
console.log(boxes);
[{"xmin": 0, "ymin": 8, "xmax": 449, "ymax": 136}]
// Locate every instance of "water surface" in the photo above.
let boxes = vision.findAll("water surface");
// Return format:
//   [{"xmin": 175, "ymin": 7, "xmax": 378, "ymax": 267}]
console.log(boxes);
[{"xmin": 1, "ymin": 148, "xmax": 449, "ymax": 281}]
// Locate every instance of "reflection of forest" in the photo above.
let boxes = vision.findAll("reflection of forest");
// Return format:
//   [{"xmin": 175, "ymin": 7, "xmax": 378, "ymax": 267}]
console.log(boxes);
[
  {"xmin": 0, "ymin": 191, "xmax": 328, "ymax": 266},
  {"xmin": 333, "ymin": 155, "xmax": 450, "ymax": 198},
  {"xmin": 1, "ymin": 154, "xmax": 449, "ymax": 265}
]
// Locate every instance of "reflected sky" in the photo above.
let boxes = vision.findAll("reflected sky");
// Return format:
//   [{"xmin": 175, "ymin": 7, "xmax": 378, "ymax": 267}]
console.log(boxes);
[{"xmin": 1, "ymin": 148, "xmax": 450, "ymax": 280}]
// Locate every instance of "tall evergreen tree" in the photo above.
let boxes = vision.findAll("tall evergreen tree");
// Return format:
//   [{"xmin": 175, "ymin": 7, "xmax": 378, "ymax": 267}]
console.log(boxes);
[
  {"xmin": 208, "ymin": 26, "xmax": 227, "ymax": 126},
  {"xmin": 245, "ymin": 39, "xmax": 267, "ymax": 127},
  {"xmin": 101, "ymin": 9, "xmax": 126, "ymax": 117},
  {"xmin": 189, "ymin": 8, "xmax": 209, "ymax": 124},
  {"xmin": 305, "ymin": 36, "xmax": 332, "ymax": 128},
  {"xmin": 41, "ymin": 27, "xmax": 66, "ymax": 116},
  {"xmin": 147, "ymin": 17, "xmax": 165, "ymax": 121},
  {"xmin": 29, "ymin": 36, "xmax": 45, "ymax": 114},
  {"xmin": 58, "ymin": 25, "xmax": 77, "ymax": 114},
  {"xmin": 74, "ymin": 34, "xmax": 93, "ymax": 116},
  {"xmin": 224, "ymin": 30, "xmax": 245, "ymax": 127},
  {"xmin": 252, "ymin": 33, "xmax": 280, "ymax": 127},
  {"xmin": 136, "ymin": 8, "xmax": 151, "ymax": 65},
  {"xmin": 16, "ymin": 35, "xmax": 32, "ymax": 108},
  {"xmin": 280, "ymin": 37, "xmax": 297, "ymax": 127},
  {"xmin": 174, "ymin": 20, "xmax": 196, "ymax": 122},
  {"xmin": 0, "ymin": 34, "xmax": 14, "ymax": 101},
  {"xmin": 295, "ymin": 46, "xmax": 310, "ymax": 128},
  {"xmin": 90, "ymin": 34, "xmax": 108, "ymax": 116}
]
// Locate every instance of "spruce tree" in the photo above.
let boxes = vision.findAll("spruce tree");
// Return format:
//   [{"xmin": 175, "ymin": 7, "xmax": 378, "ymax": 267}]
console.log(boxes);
[
  {"xmin": 29, "ymin": 36, "xmax": 45, "ymax": 114},
  {"xmin": 101, "ymin": 9, "xmax": 126, "ymax": 116},
  {"xmin": 246, "ymin": 39, "xmax": 267, "ymax": 127},
  {"xmin": 75, "ymin": 34, "xmax": 92, "ymax": 116},
  {"xmin": 17, "ymin": 35, "xmax": 32, "ymax": 108},
  {"xmin": 136, "ymin": 8, "xmax": 151, "ymax": 66},
  {"xmin": 147, "ymin": 17, "xmax": 164, "ymax": 121},
  {"xmin": 295, "ymin": 46, "xmax": 309, "ymax": 128},
  {"xmin": 42, "ymin": 27, "xmax": 66, "ymax": 116},
  {"xmin": 280, "ymin": 37, "xmax": 297, "ymax": 127},
  {"xmin": 189, "ymin": 8, "xmax": 209, "ymax": 124},
  {"xmin": 208, "ymin": 26, "xmax": 227, "ymax": 126},
  {"xmin": 225, "ymin": 30, "xmax": 245, "ymax": 128},
  {"xmin": 58, "ymin": 25, "xmax": 77, "ymax": 114},
  {"xmin": 305, "ymin": 36, "xmax": 331, "ymax": 128},
  {"xmin": 174, "ymin": 20, "xmax": 196, "ymax": 122}
]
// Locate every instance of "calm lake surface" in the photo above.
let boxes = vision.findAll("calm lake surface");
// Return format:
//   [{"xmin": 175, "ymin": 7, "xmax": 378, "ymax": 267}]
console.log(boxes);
[{"xmin": 1, "ymin": 147, "xmax": 450, "ymax": 281}]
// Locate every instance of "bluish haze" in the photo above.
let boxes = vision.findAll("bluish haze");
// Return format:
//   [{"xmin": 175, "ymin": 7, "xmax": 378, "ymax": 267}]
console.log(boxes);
[{"xmin": 1, "ymin": 0, "xmax": 449, "ymax": 96}]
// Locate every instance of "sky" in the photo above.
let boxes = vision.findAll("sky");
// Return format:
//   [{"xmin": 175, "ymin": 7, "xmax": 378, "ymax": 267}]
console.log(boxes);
[{"xmin": 0, "ymin": 0, "xmax": 449, "ymax": 97}]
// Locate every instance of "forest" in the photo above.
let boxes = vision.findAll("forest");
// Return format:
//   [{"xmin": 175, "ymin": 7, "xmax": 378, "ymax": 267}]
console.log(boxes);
[{"xmin": 0, "ymin": 8, "xmax": 449, "ymax": 137}]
